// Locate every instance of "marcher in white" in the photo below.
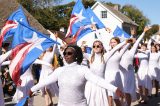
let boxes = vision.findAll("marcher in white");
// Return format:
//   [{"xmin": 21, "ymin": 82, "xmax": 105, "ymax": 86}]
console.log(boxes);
[
  {"xmin": 85, "ymin": 39, "xmax": 130, "ymax": 106},
  {"xmin": 136, "ymin": 43, "xmax": 152, "ymax": 103},
  {"xmin": 148, "ymin": 44, "xmax": 160, "ymax": 97},
  {"xmin": 105, "ymin": 37, "xmax": 131, "ymax": 106},
  {"xmin": 119, "ymin": 27, "xmax": 150, "ymax": 106},
  {"xmin": 39, "ymin": 45, "xmax": 59, "ymax": 106},
  {"xmin": 30, "ymin": 45, "xmax": 123, "ymax": 106}
]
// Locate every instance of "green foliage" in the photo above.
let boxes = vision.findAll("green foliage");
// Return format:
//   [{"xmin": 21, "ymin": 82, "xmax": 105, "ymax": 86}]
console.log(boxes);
[
  {"xmin": 145, "ymin": 24, "xmax": 159, "ymax": 39},
  {"xmin": 121, "ymin": 5, "xmax": 150, "ymax": 35},
  {"xmin": 18, "ymin": 0, "xmax": 150, "ymax": 34},
  {"xmin": 17, "ymin": 0, "xmax": 96, "ymax": 31},
  {"xmin": 82, "ymin": 0, "xmax": 96, "ymax": 8}
]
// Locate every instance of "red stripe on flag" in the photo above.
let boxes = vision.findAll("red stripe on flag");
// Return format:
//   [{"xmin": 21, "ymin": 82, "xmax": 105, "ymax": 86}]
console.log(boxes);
[
  {"xmin": 65, "ymin": 15, "xmax": 78, "ymax": 38},
  {"xmin": 0, "ymin": 20, "xmax": 18, "ymax": 47},
  {"xmin": 11, "ymin": 43, "xmax": 33, "ymax": 85}
]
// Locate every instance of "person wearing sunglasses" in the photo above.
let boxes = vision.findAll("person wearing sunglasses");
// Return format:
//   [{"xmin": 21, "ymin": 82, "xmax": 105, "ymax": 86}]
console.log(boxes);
[
  {"xmin": 29, "ymin": 45, "xmax": 123, "ymax": 106},
  {"xmin": 84, "ymin": 39, "xmax": 132, "ymax": 106}
]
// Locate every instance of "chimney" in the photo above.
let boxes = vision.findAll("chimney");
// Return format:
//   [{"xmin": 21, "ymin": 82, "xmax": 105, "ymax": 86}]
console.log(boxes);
[{"xmin": 113, "ymin": 5, "xmax": 120, "ymax": 11}]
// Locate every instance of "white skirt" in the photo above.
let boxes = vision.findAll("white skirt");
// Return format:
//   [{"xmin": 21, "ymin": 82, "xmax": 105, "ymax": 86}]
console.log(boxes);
[
  {"xmin": 105, "ymin": 71, "xmax": 123, "ymax": 99},
  {"xmin": 13, "ymin": 76, "xmax": 34, "ymax": 105},
  {"xmin": 137, "ymin": 68, "xmax": 152, "ymax": 94},
  {"xmin": 120, "ymin": 69, "xmax": 137, "ymax": 101},
  {"xmin": 148, "ymin": 65, "xmax": 160, "ymax": 82},
  {"xmin": 39, "ymin": 66, "xmax": 59, "ymax": 96},
  {"xmin": 58, "ymin": 99, "xmax": 87, "ymax": 106},
  {"xmin": 85, "ymin": 81, "xmax": 109, "ymax": 106}
]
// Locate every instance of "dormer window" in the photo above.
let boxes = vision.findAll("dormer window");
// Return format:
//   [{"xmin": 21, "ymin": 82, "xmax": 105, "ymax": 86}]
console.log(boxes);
[{"xmin": 101, "ymin": 11, "xmax": 107, "ymax": 18}]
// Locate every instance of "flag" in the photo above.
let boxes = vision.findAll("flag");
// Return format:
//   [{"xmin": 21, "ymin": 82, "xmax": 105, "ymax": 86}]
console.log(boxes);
[
  {"xmin": 113, "ymin": 26, "xmax": 130, "ymax": 41},
  {"xmin": 0, "ymin": 6, "xmax": 29, "ymax": 47},
  {"xmin": 15, "ymin": 96, "xmax": 29, "ymax": 106},
  {"xmin": 69, "ymin": 24, "xmax": 93, "ymax": 44},
  {"xmin": 86, "ymin": 7, "xmax": 105, "ymax": 29},
  {"xmin": 66, "ymin": 0, "xmax": 92, "ymax": 41},
  {"xmin": 9, "ymin": 22, "xmax": 59, "ymax": 85}
]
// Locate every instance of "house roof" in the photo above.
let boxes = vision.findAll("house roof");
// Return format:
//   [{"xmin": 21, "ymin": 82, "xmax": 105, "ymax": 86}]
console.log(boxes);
[
  {"xmin": 154, "ymin": 25, "xmax": 160, "ymax": 35},
  {"xmin": 92, "ymin": 1, "xmax": 138, "ymax": 26},
  {"xmin": 0, "ymin": 0, "xmax": 49, "ymax": 34}
]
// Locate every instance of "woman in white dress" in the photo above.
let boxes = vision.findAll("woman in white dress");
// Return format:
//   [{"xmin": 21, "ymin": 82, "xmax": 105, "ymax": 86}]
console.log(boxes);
[
  {"xmin": 136, "ymin": 43, "xmax": 152, "ymax": 103},
  {"xmin": 84, "ymin": 40, "xmax": 108, "ymax": 106},
  {"xmin": 105, "ymin": 37, "xmax": 131, "ymax": 106},
  {"xmin": 39, "ymin": 46, "xmax": 59, "ymax": 106},
  {"xmin": 29, "ymin": 45, "xmax": 123, "ymax": 106},
  {"xmin": 148, "ymin": 44, "xmax": 160, "ymax": 97},
  {"xmin": 119, "ymin": 27, "xmax": 150, "ymax": 106},
  {"xmin": 85, "ymin": 40, "xmax": 130, "ymax": 106}
]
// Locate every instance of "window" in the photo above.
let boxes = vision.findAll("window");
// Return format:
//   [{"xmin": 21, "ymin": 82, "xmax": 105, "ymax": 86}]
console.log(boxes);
[{"xmin": 101, "ymin": 11, "xmax": 107, "ymax": 18}]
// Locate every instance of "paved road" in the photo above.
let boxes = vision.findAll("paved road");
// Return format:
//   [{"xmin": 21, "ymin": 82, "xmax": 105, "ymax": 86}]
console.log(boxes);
[{"xmin": 4, "ymin": 91, "xmax": 160, "ymax": 106}]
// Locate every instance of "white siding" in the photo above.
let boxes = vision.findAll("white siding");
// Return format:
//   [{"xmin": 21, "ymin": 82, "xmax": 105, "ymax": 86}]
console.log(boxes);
[{"xmin": 92, "ymin": 4, "xmax": 122, "ymax": 31}]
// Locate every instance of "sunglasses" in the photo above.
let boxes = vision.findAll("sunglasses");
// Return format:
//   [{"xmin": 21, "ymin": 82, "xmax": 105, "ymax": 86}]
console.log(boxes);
[
  {"xmin": 93, "ymin": 45, "xmax": 101, "ymax": 48},
  {"xmin": 63, "ymin": 51, "xmax": 73, "ymax": 56}
]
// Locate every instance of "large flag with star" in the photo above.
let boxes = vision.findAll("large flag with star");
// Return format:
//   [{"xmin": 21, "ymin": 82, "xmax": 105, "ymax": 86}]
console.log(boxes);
[
  {"xmin": 65, "ymin": 0, "xmax": 92, "ymax": 43},
  {"xmin": 86, "ymin": 7, "xmax": 105, "ymax": 29},
  {"xmin": 113, "ymin": 26, "xmax": 130, "ymax": 41},
  {"xmin": 9, "ymin": 22, "xmax": 59, "ymax": 85},
  {"xmin": 0, "ymin": 6, "xmax": 29, "ymax": 47}
]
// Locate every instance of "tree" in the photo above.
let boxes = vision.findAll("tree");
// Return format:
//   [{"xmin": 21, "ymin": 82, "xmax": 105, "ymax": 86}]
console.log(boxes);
[
  {"xmin": 144, "ymin": 24, "xmax": 159, "ymax": 39},
  {"xmin": 121, "ymin": 5, "xmax": 150, "ymax": 35}
]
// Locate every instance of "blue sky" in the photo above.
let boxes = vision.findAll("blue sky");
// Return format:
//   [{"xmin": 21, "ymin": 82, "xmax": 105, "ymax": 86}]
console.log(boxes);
[{"xmin": 62, "ymin": 0, "xmax": 160, "ymax": 25}]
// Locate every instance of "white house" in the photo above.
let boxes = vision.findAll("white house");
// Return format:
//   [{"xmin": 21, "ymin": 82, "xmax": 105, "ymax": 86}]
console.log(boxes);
[
  {"xmin": 91, "ymin": 1, "xmax": 138, "ymax": 35},
  {"xmin": 77, "ymin": 2, "xmax": 139, "ymax": 49},
  {"xmin": 149, "ymin": 25, "xmax": 160, "ymax": 43}
]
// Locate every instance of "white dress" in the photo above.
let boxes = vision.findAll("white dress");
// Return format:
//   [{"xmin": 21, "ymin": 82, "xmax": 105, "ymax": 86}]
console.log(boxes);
[
  {"xmin": 12, "ymin": 65, "xmax": 34, "ymax": 106},
  {"xmin": 148, "ymin": 52, "xmax": 160, "ymax": 82},
  {"xmin": 31, "ymin": 62, "xmax": 118, "ymax": 106},
  {"xmin": 39, "ymin": 49, "xmax": 59, "ymax": 96},
  {"xmin": 84, "ymin": 41, "xmax": 127, "ymax": 106},
  {"xmin": 120, "ymin": 32, "xmax": 145, "ymax": 100},
  {"xmin": 85, "ymin": 54, "xmax": 108, "ymax": 106},
  {"xmin": 105, "ymin": 43, "xmax": 130, "ymax": 99},
  {"xmin": 136, "ymin": 52, "xmax": 152, "ymax": 94}
]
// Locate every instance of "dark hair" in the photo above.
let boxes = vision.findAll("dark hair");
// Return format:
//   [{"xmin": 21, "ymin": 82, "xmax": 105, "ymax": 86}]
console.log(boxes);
[
  {"xmin": 64, "ymin": 45, "xmax": 83, "ymax": 65},
  {"xmin": 151, "ymin": 45, "xmax": 158, "ymax": 53},
  {"xmin": 141, "ymin": 43, "xmax": 147, "ymax": 48}
]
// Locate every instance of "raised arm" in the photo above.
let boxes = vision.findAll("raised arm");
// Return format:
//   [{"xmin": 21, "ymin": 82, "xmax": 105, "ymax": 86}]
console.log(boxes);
[
  {"xmin": 0, "ymin": 50, "xmax": 12, "ymax": 64},
  {"xmin": 130, "ymin": 27, "xmax": 151, "ymax": 54},
  {"xmin": 34, "ymin": 59, "xmax": 52, "ymax": 68},
  {"xmin": 31, "ymin": 68, "xmax": 61, "ymax": 92},
  {"xmin": 119, "ymin": 43, "xmax": 130, "ymax": 56},
  {"xmin": 130, "ymin": 32, "xmax": 145, "ymax": 54},
  {"xmin": 104, "ymin": 41, "xmax": 126, "ymax": 62}
]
